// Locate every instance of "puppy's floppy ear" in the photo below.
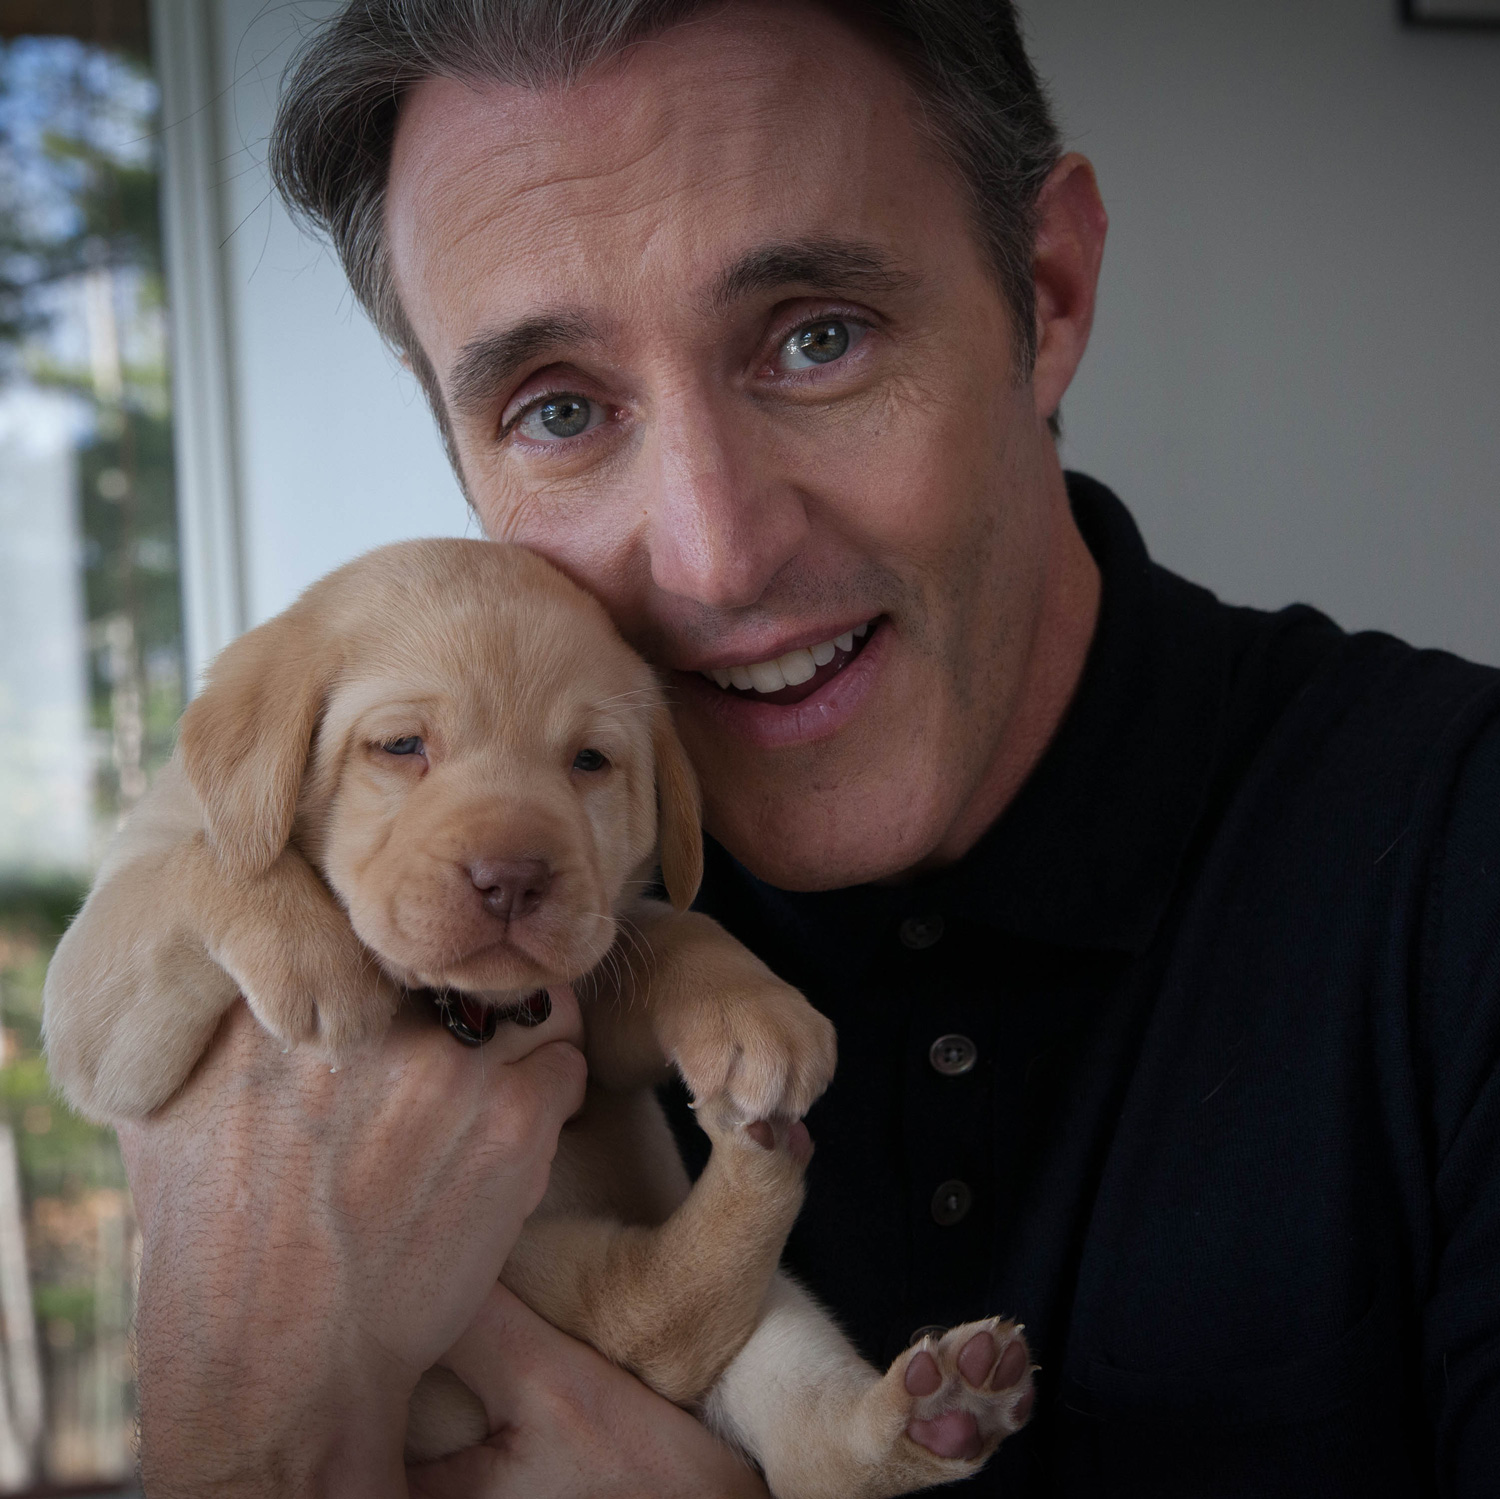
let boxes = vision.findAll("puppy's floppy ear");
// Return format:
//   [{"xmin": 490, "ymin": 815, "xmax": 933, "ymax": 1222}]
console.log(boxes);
[
  {"xmin": 652, "ymin": 705, "xmax": 703, "ymax": 911},
  {"xmin": 178, "ymin": 605, "xmax": 339, "ymax": 880}
]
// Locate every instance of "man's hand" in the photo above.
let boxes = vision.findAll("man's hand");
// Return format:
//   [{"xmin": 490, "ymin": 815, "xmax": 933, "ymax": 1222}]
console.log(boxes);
[
  {"xmin": 409, "ymin": 1284, "xmax": 769, "ymax": 1499},
  {"xmin": 119, "ymin": 991, "xmax": 586, "ymax": 1499}
]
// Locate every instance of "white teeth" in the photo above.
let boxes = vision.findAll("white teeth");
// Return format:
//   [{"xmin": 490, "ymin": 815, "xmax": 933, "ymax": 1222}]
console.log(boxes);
[
  {"xmin": 701, "ymin": 620, "xmax": 875, "ymax": 694},
  {"xmin": 747, "ymin": 659, "xmax": 788, "ymax": 693},
  {"xmin": 778, "ymin": 647, "xmax": 817, "ymax": 686}
]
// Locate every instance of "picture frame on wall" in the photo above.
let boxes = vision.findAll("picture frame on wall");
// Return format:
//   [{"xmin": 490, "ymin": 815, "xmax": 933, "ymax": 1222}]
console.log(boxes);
[{"xmin": 1401, "ymin": 0, "xmax": 1500, "ymax": 26}]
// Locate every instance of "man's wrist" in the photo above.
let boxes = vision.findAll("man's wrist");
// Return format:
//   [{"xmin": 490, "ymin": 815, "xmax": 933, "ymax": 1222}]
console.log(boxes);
[
  {"xmin": 134, "ymin": 1255, "xmax": 414, "ymax": 1499},
  {"xmin": 138, "ymin": 1377, "xmax": 411, "ymax": 1499}
]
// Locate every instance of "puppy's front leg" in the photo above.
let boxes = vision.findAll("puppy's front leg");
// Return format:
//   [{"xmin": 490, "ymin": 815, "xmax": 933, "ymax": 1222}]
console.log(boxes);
[
  {"xmin": 196, "ymin": 840, "xmax": 400, "ymax": 1056},
  {"xmin": 584, "ymin": 898, "xmax": 837, "ymax": 1124},
  {"xmin": 499, "ymin": 1090, "xmax": 812, "ymax": 1410},
  {"xmin": 45, "ymin": 766, "xmax": 398, "ymax": 1121},
  {"xmin": 45, "ymin": 843, "xmax": 242, "ymax": 1121}
]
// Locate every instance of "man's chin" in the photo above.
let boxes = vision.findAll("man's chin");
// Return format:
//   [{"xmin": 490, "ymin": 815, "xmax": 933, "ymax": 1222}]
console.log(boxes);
[
  {"xmin": 700, "ymin": 768, "xmax": 953, "ymax": 893},
  {"xmin": 678, "ymin": 623, "xmax": 969, "ymax": 888}
]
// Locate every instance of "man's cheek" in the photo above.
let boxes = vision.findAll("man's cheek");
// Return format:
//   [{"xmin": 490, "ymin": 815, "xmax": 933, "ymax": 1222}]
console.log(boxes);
[{"xmin": 804, "ymin": 385, "xmax": 984, "ymax": 545}]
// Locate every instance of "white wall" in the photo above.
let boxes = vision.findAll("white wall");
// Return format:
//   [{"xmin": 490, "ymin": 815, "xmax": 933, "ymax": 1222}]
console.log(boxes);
[
  {"xmin": 202, "ymin": 0, "xmax": 1500, "ymax": 660},
  {"xmin": 1025, "ymin": 0, "xmax": 1500, "ymax": 661}
]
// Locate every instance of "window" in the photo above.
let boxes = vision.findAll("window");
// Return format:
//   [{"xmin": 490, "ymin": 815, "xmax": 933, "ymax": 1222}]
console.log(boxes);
[{"xmin": 0, "ymin": 0, "xmax": 176, "ymax": 1488}]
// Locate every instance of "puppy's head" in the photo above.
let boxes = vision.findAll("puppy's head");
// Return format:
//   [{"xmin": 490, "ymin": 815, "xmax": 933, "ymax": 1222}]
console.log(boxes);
[{"xmin": 180, "ymin": 539, "xmax": 701, "ymax": 995}]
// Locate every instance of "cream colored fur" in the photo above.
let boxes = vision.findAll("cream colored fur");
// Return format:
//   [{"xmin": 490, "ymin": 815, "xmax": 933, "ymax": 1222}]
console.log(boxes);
[{"xmin": 42, "ymin": 539, "xmax": 1032, "ymax": 1494}]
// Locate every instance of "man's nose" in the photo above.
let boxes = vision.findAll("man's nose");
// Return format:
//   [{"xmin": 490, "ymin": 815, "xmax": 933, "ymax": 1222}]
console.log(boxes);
[{"xmin": 645, "ymin": 393, "xmax": 808, "ymax": 610}]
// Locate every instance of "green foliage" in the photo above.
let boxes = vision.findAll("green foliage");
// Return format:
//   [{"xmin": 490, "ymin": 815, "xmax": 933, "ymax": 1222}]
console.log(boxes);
[
  {"xmin": 0, "ymin": 878, "xmax": 87, "ymax": 943},
  {"xmin": 2, "ymin": 31, "xmax": 164, "ymax": 1476},
  {"xmin": 0, "ymin": 40, "xmax": 166, "ymax": 362},
  {"xmin": 0, "ymin": 911, "xmax": 131, "ymax": 1350},
  {"xmin": 33, "ymin": 1282, "xmax": 95, "ymax": 1330},
  {"xmin": 2, "ymin": 35, "xmax": 185, "ymax": 821},
  {"xmin": 77, "ymin": 406, "xmax": 186, "ymax": 753}
]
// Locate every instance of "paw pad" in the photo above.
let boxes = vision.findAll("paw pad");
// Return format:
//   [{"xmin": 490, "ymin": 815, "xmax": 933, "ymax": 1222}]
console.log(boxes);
[{"xmin": 898, "ymin": 1318, "xmax": 1035, "ymax": 1465}]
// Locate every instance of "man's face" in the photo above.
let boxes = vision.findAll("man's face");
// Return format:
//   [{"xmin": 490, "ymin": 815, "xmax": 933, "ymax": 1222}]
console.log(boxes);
[{"xmin": 386, "ymin": 2, "xmax": 1077, "ymax": 890}]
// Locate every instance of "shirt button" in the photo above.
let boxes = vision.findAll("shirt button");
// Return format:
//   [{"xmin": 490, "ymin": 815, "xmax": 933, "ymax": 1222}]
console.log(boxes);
[
  {"xmin": 929, "ymin": 1033, "xmax": 977, "ymax": 1076},
  {"xmin": 909, "ymin": 1324, "xmax": 947, "ymax": 1346},
  {"xmin": 899, "ymin": 914, "xmax": 945, "ymax": 950},
  {"xmin": 931, "ymin": 1179, "xmax": 973, "ymax": 1226}
]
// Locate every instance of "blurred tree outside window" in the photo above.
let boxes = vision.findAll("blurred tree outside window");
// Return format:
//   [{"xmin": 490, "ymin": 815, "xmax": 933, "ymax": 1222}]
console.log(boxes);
[{"xmin": 1, "ymin": 0, "xmax": 177, "ymax": 1490}]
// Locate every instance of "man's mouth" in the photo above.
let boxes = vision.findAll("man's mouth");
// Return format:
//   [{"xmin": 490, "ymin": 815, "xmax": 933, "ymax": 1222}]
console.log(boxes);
[{"xmin": 696, "ymin": 620, "xmax": 876, "ymax": 707}]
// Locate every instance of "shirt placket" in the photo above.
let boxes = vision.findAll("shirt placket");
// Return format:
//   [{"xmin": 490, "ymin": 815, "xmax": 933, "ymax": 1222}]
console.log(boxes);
[{"xmin": 896, "ymin": 909, "xmax": 1002, "ymax": 1361}]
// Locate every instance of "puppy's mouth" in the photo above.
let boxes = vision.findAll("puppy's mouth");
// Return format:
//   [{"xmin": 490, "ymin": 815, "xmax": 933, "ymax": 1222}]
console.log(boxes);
[
  {"xmin": 377, "ymin": 897, "xmax": 616, "ymax": 998},
  {"xmin": 694, "ymin": 619, "xmax": 878, "ymax": 707}
]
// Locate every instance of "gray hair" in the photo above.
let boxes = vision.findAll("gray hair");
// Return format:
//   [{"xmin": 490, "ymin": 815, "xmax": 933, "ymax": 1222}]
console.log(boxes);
[{"xmin": 269, "ymin": 0, "xmax": 1062, "ymax": 458}]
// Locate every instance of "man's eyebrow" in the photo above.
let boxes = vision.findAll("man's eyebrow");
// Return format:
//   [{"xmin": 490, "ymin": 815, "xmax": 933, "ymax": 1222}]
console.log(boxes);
[
  {"xmin": 447, "ymin": 313, "xmax": 597, "ymax": 420},
  {"xmin": 708, "ymin": 239, "xmax": 918, "ymax": 312}
]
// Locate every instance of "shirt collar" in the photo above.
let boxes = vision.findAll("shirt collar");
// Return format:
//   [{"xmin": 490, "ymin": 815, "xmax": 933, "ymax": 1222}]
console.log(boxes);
[{"xmin": 698, "ymin": 474, "xmax": 1238, "ymax": 956}]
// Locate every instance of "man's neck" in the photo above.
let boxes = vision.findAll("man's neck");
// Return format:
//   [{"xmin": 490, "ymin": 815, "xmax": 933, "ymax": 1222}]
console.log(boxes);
[{"xmin": 901, "ymin": 466, "xmax": 1102, "ymax": 880}]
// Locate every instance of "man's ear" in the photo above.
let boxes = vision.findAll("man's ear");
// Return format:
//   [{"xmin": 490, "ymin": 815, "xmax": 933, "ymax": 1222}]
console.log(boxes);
[
  {"xmin": 1030, "ymin": 151, "xmax": 1108, "ymax": 427},
  {"xmin": 651, "ymin": 705, "xmax": 703, "ymax": 911},
  {"xmin": 178, "ymin": 606, "xmax": 339, "ymax": 880}
]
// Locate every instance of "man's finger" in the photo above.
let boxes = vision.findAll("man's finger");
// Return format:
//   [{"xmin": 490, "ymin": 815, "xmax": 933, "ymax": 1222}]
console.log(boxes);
[
  {"xmin": 437, "ymin": 1282, "xmax": 582, "ymax": 1433},
  {"xmin": 392, "ymin": 981, "xmax": 585, "ymax": 1064},
  {"xmin": 465, "ymin": 982, "xmax": 584, "ymax": 1065},
  {"xmin": 408, "ymin": 1444, "xmax": 506, "ymax": 1498}
]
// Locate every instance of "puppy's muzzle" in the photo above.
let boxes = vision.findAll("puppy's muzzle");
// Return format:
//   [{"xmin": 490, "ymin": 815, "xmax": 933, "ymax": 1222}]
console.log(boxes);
[{"xmin": 468, "ymin": 857, "xmax": 552, "ymax": 920}]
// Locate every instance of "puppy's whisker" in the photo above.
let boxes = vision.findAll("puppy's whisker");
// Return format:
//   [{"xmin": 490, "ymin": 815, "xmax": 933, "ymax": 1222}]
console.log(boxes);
[
  {"xmin": 610, "ymin": 917, "xmax": 652, "ymax": 1011},
  {"xmin": 591, "ymin": 687, "xmax": 662, "ymax": 705}
]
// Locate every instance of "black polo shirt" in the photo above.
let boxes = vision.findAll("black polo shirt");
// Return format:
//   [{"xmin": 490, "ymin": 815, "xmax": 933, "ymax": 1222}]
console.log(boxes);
[{"xmin": 668, "ymin": 473, "xmax": 1500, "ymax": 1497}]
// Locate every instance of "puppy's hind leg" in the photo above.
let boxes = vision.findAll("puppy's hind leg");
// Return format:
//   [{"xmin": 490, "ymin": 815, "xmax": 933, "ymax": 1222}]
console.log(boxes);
[{"xmin": 704, "ymin": 1274, "xmax": 1034, "ymax": 1499}]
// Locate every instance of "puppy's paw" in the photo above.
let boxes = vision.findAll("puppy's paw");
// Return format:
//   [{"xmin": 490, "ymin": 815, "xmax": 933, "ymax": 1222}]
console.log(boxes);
[
  {"xmin": 855, "ymin": 1319, "xmax": 1033, "ymax": 1488},
  {"xmin": 693, "ymin": 1096, "xmax": 815, "ymax": 1181},
  {"xmin": 44, "ymin": 926, "xmax": 241, "ymax": 1121},
  {"xmin": 667, "ymin": 979, "xmax": 837, "ymax": 1122},
  {"xmin": 227, "ymin": 901, "xmax": 400, "ymax": 1055}
]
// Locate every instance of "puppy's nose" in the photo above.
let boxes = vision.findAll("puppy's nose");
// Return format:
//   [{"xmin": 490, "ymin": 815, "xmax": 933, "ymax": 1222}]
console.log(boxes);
[{"xmin": 468, "ymin": 858, "xmax": 552, "ymax": 920}]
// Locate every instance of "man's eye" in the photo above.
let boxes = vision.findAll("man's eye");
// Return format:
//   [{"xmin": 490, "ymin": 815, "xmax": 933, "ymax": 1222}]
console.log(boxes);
[
  {"xmin": 776, "ymin": 318, "xmax": 866, "ymax": 372},
  {"xmin": 572, "ymin": 748, "xmax": 609, "ymax": 773},
  {"xmin": 515, "ymin": 393, "xmax": 604, "ymax": 442},
  {"xmin": 382, "ymin": 736, "xmax": 425, "ymax": 756}
]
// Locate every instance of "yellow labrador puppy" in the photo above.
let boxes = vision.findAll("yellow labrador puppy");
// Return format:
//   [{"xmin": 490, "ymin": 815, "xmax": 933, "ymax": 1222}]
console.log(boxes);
[{"xmin": 43, "ymin": 539, "xmax": 1033, "ymax": 1497}]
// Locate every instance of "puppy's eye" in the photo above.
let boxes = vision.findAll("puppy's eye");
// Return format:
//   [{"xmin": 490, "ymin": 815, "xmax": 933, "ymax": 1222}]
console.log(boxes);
[
  {"xmin": 572, "ymin": 748, "xmax": 609, "ymax": 773},
  {"xmin": 382, "ymin": 736, "xmax": 425, "ymax": 757}
]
